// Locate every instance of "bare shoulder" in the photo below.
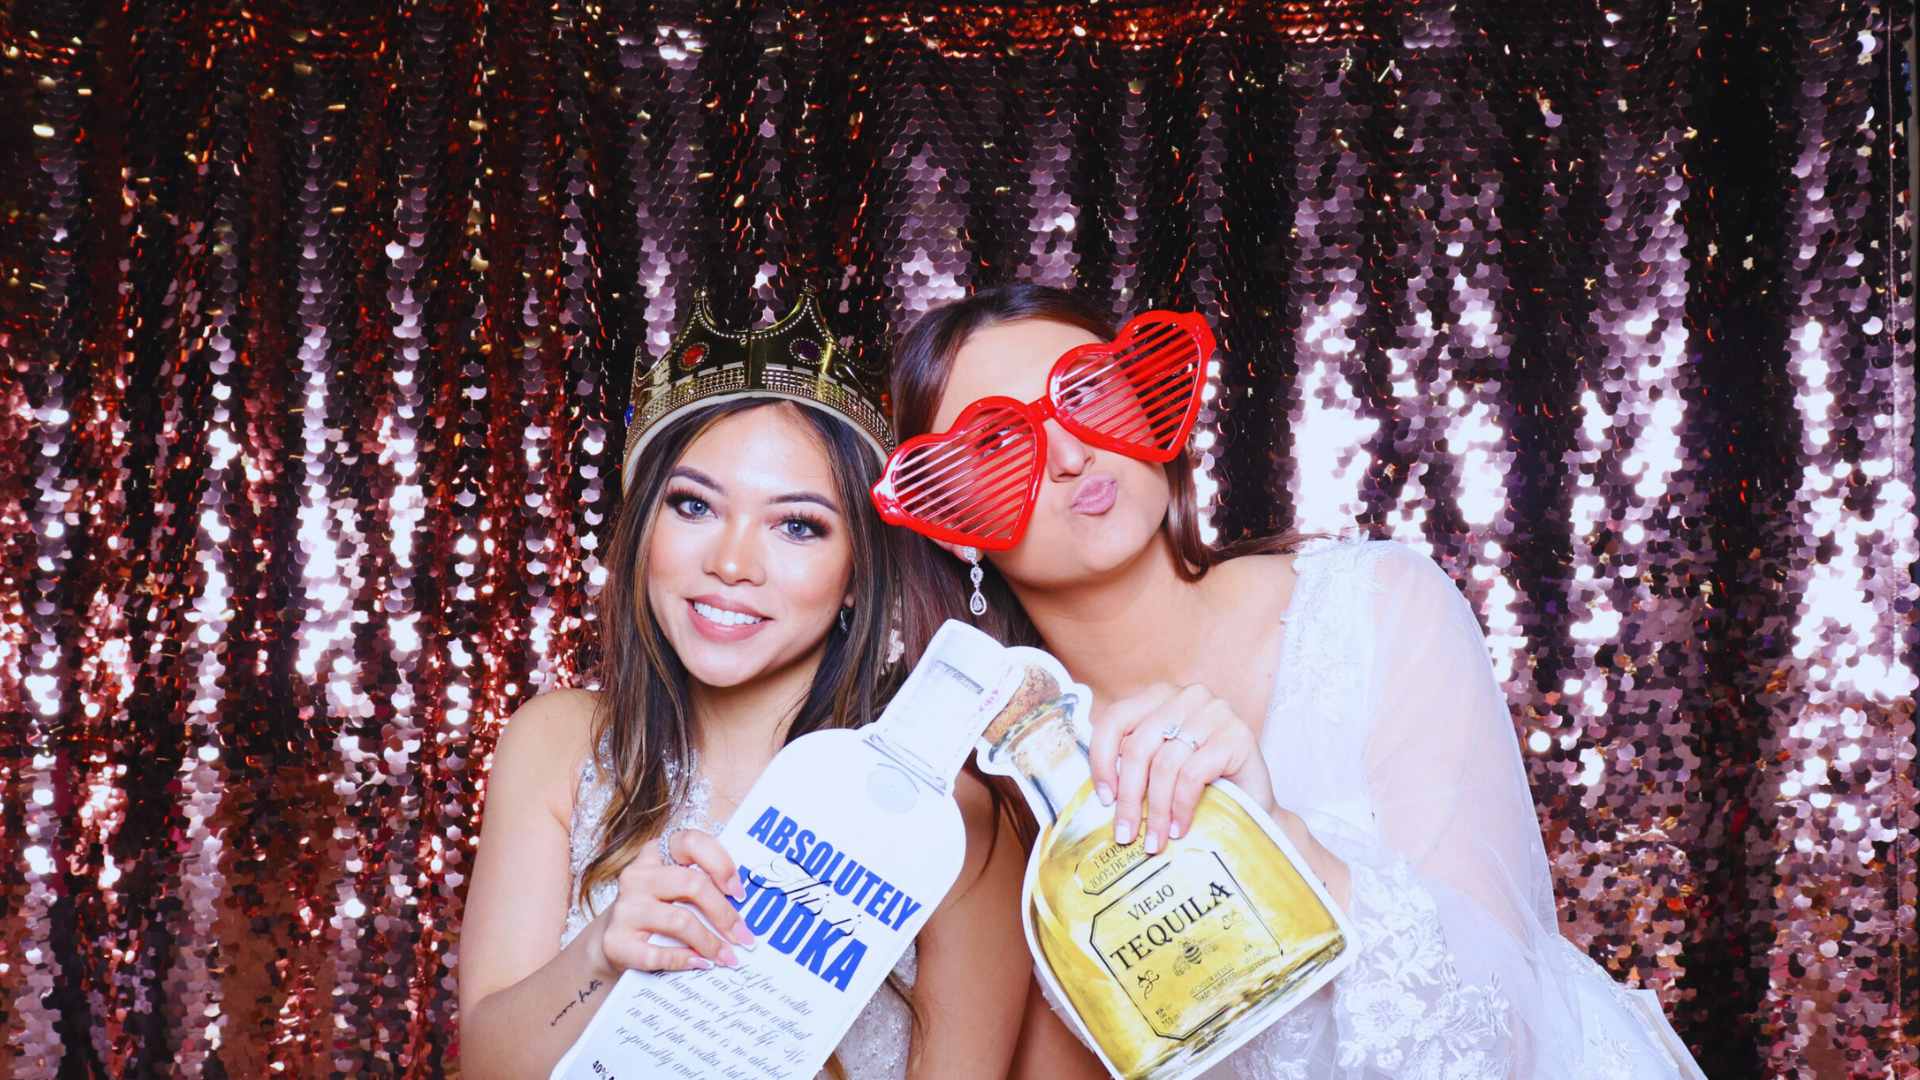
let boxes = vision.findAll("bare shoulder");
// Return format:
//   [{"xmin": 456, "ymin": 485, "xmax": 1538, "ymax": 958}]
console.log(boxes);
[
  {"xmin": 498, "ymin": 687, "xmax": 600, "ymax": 756},
  {"xmin": 938, "ymin": 770, "xmax": 1025, "ymax": 913},
  {"xmin": 1218, "ymin": 551, "xmax": 1299, "ymax": 588},
  {"xmin": 1204, "ymin": 552, "xmax": 1300, "ymax": 617},
  {"xmin": 491, "ymin": 687, "xmax": 603, "ymax": 821},
  {"xmin": 953, "ymin": 769, "xmax": 1000, "ymax": 835}
]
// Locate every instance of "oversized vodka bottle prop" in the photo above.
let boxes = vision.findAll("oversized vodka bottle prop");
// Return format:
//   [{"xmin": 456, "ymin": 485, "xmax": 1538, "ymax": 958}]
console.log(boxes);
[{"xmin": 552, "ymin": 621, "xmax": 1023, "ymax": 1080}]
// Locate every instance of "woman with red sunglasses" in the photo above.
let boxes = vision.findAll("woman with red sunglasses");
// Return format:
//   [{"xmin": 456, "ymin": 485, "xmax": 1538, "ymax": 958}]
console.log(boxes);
[{"xmin": 879, "ymin": 284, "xmax": 1701, "ymax": 1079}]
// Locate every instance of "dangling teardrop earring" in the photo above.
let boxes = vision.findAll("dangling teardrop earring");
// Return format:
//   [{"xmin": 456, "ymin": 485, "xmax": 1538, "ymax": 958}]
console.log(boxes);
[{"xmin": 959, "ymin": 546, "xmax": 987, "ymax": 617}]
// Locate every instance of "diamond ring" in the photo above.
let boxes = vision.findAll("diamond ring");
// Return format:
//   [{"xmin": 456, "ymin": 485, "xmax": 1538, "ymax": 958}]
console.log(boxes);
[
  {"xmin": 1160, "ymin": 721, "xmax": 1201, "ymax": 751},
  {"xmin": 657, "ymin": 826, "xmax": 689, "ymax": 864}
]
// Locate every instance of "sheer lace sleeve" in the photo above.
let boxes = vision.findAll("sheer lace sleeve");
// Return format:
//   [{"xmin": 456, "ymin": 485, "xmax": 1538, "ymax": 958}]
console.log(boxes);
[
  {"xmin": 1234, "ymin": 542, "xmax": 1700, "ymax": 1079},
  {"xmin": 1339, "ymin": 543, "xmax": 1548, "ymax": 1074}
]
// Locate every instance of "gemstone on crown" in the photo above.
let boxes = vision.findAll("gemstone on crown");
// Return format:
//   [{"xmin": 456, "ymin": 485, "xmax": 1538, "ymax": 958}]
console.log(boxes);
[{"xmin": 619, "ymin": 288, "xmax": 893, "ymax": 490}]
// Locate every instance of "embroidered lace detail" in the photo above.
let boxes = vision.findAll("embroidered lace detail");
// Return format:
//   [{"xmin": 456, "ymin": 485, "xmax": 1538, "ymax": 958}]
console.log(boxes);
[
  {"xmin": 1331, "ymin": 860, "xmax": 1512, "ymax": 1078},
  {"xmin": 1231, "ymin": 999, "xmax": 1324, "ymax": 1080},
  {"xmin": 1232, "ymin": 539, "xmax": 1696, "ymax": 1078},
  {"xmin": 1230, "ymin": 837, "xmax": 1515, "ymax": 1080},
  {"xmin": 1267, "ymin": 538, "xmax": 1380, "ymax": 736},
  {"xmin": 1551, "ymin": 938, "xmax": 1672, "ymax": 1080},
  {"xmin": 1234, "ymin": 540, "xmax": 1513, "ymax": 1080}
]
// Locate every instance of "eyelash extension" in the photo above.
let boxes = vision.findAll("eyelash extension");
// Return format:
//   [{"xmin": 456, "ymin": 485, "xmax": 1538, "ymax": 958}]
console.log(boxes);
[
  {"xmin": 663, "ymin": 489, "xmax": 710, "ymax": 516},
  {"xmin": 664, "ymin": 489, "xmax": 829, "ymax": 538},
  {"xmin": 781, "ymin": 511, "xmax": 832, "ymax": 539}
]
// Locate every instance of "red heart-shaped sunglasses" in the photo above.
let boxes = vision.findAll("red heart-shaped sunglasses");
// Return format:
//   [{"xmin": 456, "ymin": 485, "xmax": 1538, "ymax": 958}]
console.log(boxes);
[{"xmin": 870, "ymin": 310, "xmax": 1215, "ymax": 550}]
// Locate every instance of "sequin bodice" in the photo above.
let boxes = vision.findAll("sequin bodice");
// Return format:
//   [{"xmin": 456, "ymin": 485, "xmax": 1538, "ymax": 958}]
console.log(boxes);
[{"xmin": 561, "ymin": 745, "xmax": 918, "ymax": 1079}]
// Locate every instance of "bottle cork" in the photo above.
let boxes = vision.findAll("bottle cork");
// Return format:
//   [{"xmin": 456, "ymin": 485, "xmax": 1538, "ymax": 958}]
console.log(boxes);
[{"xmin": 982, "ymin": 665, "xmax": 1063, "ymax": 744}]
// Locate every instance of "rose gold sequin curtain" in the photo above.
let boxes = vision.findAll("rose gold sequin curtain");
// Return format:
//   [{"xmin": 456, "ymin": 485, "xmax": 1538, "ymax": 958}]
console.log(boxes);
[{"xmin": 0, "ymin": 1, "xmax": 1912, "ymax": 1076}]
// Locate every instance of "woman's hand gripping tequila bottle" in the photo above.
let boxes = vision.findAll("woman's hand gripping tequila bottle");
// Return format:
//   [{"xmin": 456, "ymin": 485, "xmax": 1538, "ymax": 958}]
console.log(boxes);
[{"xmin": 981, "ymin": 664, "xmax": 1352, "ymax": 1080}]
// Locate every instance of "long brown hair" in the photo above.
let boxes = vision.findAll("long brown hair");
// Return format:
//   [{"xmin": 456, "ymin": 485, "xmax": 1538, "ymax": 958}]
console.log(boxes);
[
  {"xmin": 579, "ymin": 398, "xmax": 906, "ymax": 903},
  {"xmin": 887, "ymin": 282, "xmax": 1309, "ymax": 655},
  {"xmin": 583, "ymin": 397, "xmax": 926, "ymax": 1077}
]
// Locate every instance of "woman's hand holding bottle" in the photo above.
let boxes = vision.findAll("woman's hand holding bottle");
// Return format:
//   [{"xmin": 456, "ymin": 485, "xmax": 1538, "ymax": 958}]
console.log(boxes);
[
  {"xmin": 1086, "ymin": 683, "xmax": 1278, "ymax": 855},
  {"xmin": 588, "ymin": 828, "xmax": 758, "ymax": 978}
]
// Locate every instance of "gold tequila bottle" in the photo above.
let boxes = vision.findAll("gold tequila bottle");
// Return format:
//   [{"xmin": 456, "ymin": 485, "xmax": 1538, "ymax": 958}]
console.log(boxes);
[{"xmin": 981, "ymin": 665, "xmax": 1351, "ymax": 1080}]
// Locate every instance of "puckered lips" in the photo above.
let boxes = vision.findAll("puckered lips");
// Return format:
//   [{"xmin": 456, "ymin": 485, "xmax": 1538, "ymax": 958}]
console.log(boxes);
[{"xmin": 1070, "ymin": 474, "xmax": 1119, "ymax": 516}]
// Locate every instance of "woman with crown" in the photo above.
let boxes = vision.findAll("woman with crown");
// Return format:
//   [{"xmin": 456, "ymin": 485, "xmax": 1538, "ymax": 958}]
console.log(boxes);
[{"xmin": 457, "ymin": 291, "xmax": 1033, "ymax": 1078}]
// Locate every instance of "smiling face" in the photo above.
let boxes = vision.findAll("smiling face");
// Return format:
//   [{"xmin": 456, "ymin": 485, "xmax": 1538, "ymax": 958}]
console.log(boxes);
[
  {"xmin": 933, "ymin": 318, "xmax": 1174, "ymax": 588},
  {"xmin": 643, "ymin": 404, "xmax": 854, "ymax": 690}
]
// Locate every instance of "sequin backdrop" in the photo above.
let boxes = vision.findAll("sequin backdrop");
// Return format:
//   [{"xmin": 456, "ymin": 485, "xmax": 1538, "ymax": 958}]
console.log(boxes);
[{"xmin": 0, "ymin": 0, "xmax": 1913, "ymax": 1075}]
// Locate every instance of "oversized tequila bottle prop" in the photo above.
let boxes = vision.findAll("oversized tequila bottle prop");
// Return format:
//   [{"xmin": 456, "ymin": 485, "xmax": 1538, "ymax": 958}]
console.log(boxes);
[{"xmin": 978, "ymin": 657, "xmax": 1356, "ymax": 1080}]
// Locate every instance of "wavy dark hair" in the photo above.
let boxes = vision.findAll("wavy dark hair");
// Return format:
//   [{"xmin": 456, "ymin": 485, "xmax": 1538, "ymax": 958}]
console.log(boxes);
[
  {"xmin": 887, "ymin": 282, "xmax": 1310, "ymax": 653},
  {"xmin": 580, "ymin": 397, "xmax": 921, "ymax": 1076},
  {"xmin": 579, "ymin": 397, "xmax": 908, "ymax": 904}
]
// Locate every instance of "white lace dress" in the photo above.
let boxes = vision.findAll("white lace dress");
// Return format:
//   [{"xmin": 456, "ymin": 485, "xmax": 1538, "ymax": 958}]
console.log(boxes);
[
  {"xmin": 560, "ymin": 749, "xmax": 918, "ymax": 1079},
  {"xmin": 1220, "ymin": 538, "xmax": 1700, "ymax": 1079}
]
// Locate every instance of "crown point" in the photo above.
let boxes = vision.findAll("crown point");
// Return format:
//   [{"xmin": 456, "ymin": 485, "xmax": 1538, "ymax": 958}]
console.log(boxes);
[{"xmin": 621, "ymin": 287, "xmax": 893, "ymax": 485}]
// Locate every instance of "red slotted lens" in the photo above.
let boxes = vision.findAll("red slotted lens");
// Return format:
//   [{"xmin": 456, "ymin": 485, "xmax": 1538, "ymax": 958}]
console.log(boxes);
[
  {"xmin": 869, "ymin": 398, "xmax": 1044, "ymax": 550},
  {"xmin": 872, "ymin": 312, "xmax": 1217, "ymax": 550},
  {"xmin": 1050, "ymin": 311, "xmax": 1212, "ymax": 461}
]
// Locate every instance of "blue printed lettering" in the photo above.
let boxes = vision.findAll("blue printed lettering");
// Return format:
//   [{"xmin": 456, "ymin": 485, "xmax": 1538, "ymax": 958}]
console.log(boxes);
[
  {"xmin": 820, "ymin": 939, "xmax": 866, "ymax": 991},
  {"xmin": 891, "ymin": 894, "xmax": 924, "ymax": 929},
  {"xmin": 745, "ymin": 807, "xmax": 780, "ymax": 845},
  {"xmin": 850, "ymin": 868, "xmax": 882, "ymax": 906},
  {"xmin": 802, "ymin": 841, "xmax": 836, "ymax": 879},
  {"xmin": 743, "ymin": 885, "xmax": 788, "ymax": 937},
  {"xmin": 794, "ymin": 920, "xmax": 849, "ymax": 975},
  {"xmin": 736, "ymin": 809, "xmax": 928, "ymax": 965},
  {"xmin": 832, "ymin": 859, "xmax": 866, "ymax": 896},
  {"xmin": 768, "ymin": 900, "xmax": 818, "ymax": 954},
  {"xmin": 767, "ymin": 815, "xmax": 798, "ymax": 853}
]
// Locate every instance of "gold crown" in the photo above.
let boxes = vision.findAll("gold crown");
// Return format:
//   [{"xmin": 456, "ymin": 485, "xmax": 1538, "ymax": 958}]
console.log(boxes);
[{"xmin": 620, "ymin": 289, "xmax": 894, "ymax": 489}]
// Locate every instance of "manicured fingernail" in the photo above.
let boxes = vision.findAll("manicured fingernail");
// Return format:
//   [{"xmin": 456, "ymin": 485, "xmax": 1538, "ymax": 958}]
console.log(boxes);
[
  {"xmin": 1169, "ymin": 820, "xmax": 1184, "ymax": 840},
  {"xmin": 1145, "ymin": 831, "xmax": 1161, "ymax": 854},
  {"xmin": 1114, "ymin": 819, "xmax": 1133, "ymax": 845},
  {"xmin": 1096, "ymin": 783, "xmax": 1114, "ymax": 806},
  {"xmin": 733, "ymin": 925, "xmax": 756, "ymax": 947},
  {"xmin": 729, "ymin": 882, "xmax": 747, "ymax": 900},
  {"xmin": 691, "ymin": 957, "xmax": 715, "ymax": 970},
  {"xmin": 719, "ymin": 946, "xmax": 739, "ymax": 967}
]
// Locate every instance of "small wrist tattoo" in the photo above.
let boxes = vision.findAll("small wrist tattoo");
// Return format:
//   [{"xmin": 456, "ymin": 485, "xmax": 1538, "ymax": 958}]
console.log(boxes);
[{"xmin": 549, "ymin": 977, "xmax": 605, "ymax": 1027}]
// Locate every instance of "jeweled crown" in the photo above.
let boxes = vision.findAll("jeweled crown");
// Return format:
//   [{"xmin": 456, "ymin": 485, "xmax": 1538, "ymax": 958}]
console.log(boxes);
[{"xmin": 620, "ymin": 288, "xmax": 894, "ymax": 489}]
